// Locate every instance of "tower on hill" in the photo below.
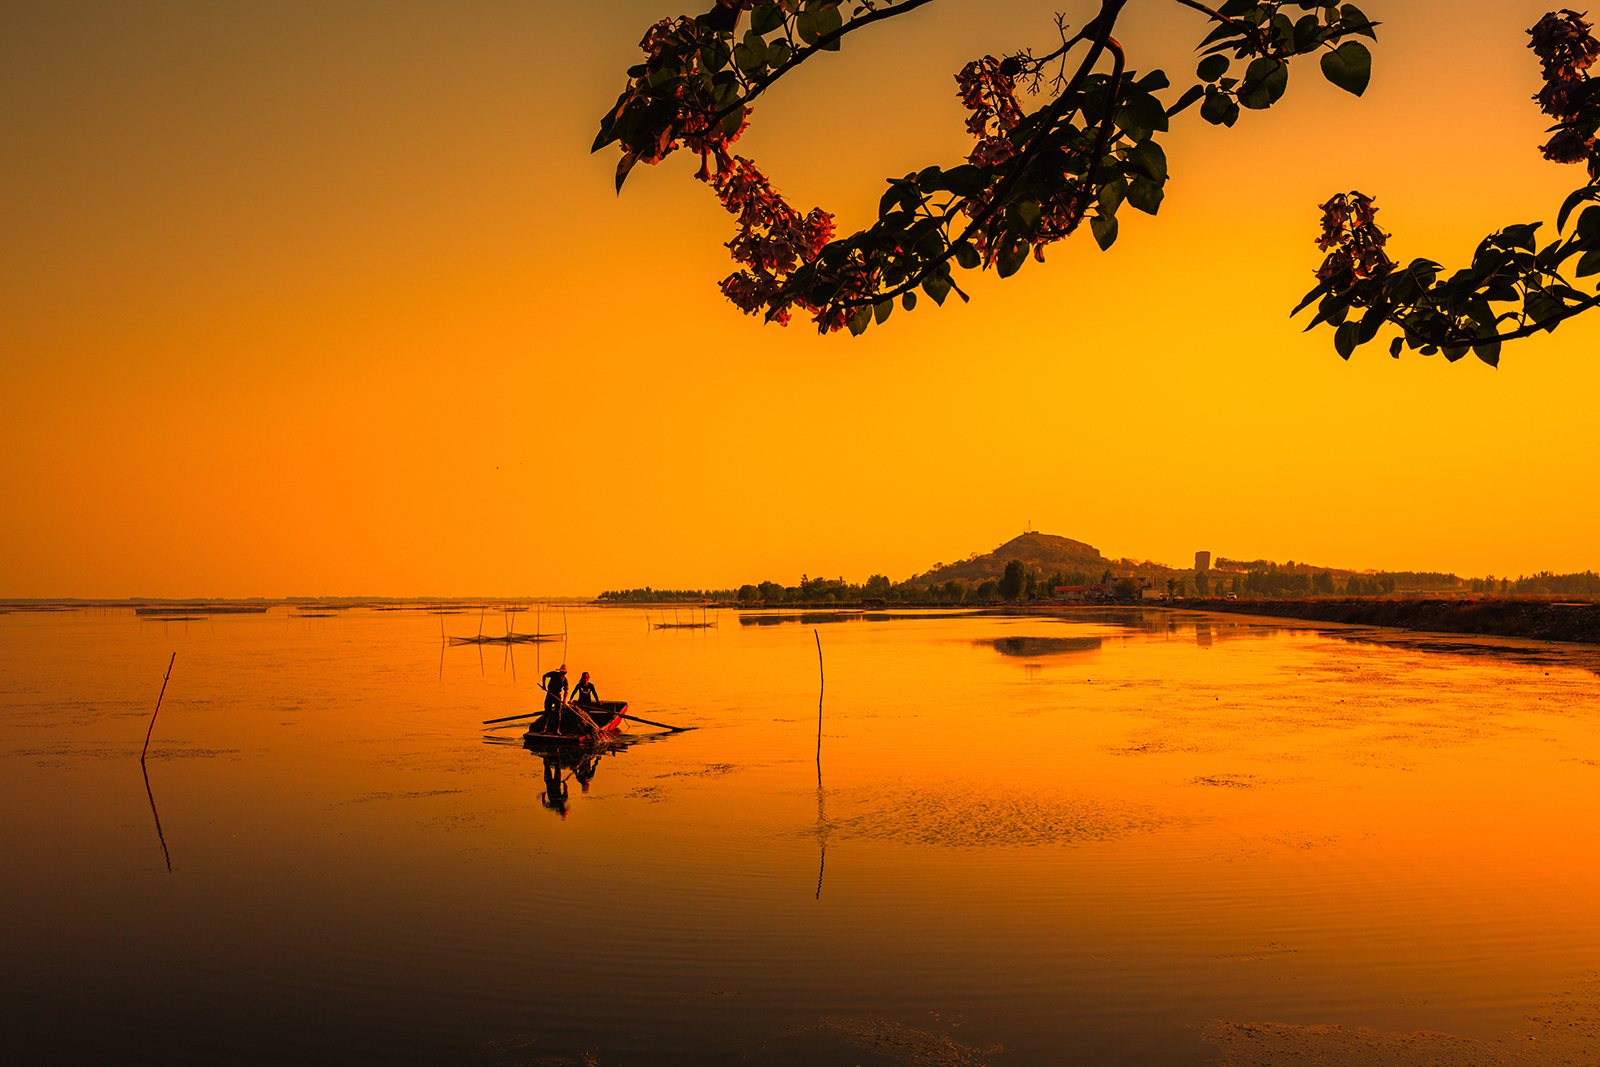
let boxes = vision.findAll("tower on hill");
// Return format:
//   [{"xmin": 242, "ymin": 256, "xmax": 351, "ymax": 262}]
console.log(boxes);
[{"xmin": 1195, "ymin": 551, "xmax": 1211, "ymax": 572}]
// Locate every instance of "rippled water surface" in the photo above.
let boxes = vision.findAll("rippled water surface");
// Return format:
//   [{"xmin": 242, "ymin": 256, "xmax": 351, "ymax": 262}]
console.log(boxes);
[{"xmin": 3, "ymin": 606, "xmax": 1599, "ymax": 1066}]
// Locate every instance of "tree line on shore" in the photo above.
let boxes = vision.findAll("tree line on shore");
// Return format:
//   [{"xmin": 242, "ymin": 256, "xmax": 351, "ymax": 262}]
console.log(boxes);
[
  {"xmin": 597, "ymin": 562, "xmax": 1095, "ymax": 605},
  {"xmin": 598, "ymin": 564, "xmax": 1600, "ymax": 604}
]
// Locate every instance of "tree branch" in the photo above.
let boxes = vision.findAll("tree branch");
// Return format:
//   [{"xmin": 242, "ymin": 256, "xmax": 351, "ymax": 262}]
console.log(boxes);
[
  {"xmin": 827, "ymin": 0, "xmax": 1129, "ymax": 313},
  {"xmin": 712, "ymin": 0, "xmax": 943, "ymax": 124},
  {"xmin": 1385, "ymin": 291, "xmax": 1600, "ymax": 347},
  {"xmin": 1166, "ymin": 0, "xmax": 1243, "ymax": 28}
]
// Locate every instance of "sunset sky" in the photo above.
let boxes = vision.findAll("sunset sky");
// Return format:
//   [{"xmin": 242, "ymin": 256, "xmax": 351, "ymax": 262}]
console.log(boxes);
[{"xmin": 3, "ymin": 0, "xmax": 1596, "ymax": 598}]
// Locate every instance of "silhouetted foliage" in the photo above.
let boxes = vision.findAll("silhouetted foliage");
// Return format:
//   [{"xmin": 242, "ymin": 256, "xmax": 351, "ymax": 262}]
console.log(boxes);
[
  {"xmin": 1296, "ymin": 10, "xmax": 1600, "ymax": 364},
  {"xmin": 596, "ymin": 0, "xmax": 1382, "ymax": 334},
  {"xmin": 998, "ymin": 559, "xmax": 1027, "ymax": 600}
]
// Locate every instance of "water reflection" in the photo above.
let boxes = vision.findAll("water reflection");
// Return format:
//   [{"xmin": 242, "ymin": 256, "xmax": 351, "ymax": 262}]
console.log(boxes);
[
  {"xmin": 739, "ymin": 609, "xmax": 983, "ymax": 626},
  {"xmin": 139, "ymin": 760, "xmax": 172, "ymax": 873},
  {"xmin": 8, "ymin": 605, "xmax": 1600, "ymax": 1066},
  {"xmin": 983, "ymin": 635, "xmax": 1103, "ymax": 658}
]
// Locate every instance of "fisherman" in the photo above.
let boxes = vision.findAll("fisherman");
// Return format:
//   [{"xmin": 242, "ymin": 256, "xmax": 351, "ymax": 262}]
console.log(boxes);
[
  {"xmin": 571, "ymin": 671, "xmax": 599, "ymax": 706},
  {"xmin": 540, "ymin": 663, "xmax": 569, "ymax": 723}
]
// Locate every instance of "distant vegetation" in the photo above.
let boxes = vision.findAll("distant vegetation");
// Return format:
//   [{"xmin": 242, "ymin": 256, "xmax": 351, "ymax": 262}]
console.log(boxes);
[{"xmin": 598, "ymin": 536, "xmax": 1599, "ymax": 605}]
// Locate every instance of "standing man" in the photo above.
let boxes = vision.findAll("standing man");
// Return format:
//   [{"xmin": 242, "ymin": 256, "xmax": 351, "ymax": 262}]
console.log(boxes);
[
  {"xmin": 572, "ymin": 671, "xmax": 599, "ymax": 707},
  {"xmin": 541, "ymin": 664, "xmax": 569, "ymax": 713}
]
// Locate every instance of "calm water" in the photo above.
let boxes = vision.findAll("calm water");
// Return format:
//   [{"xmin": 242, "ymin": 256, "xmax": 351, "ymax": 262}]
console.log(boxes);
[{"xmin": 3, "ymin": 605, "xmax": 1599, "ymax": 1066}]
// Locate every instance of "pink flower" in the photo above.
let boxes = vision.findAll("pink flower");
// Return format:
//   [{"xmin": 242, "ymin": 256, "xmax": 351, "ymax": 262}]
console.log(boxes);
[
  {"xmin": 1314, "ymin": 192, "xmax": 1393, "ymax": 282},
  {"xmin": 1541, "ymin": 126, "xmax": 1595, "ymax": 163},
  {"xmin": 956, "ymin": 57, "xmax": 1023, "ymax": 140}
]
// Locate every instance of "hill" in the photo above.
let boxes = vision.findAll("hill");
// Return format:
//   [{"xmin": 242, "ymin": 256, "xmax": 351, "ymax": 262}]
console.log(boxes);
[{"xmin": 910, "ymin": 533, "xmax": 1111, "ymax": 586}]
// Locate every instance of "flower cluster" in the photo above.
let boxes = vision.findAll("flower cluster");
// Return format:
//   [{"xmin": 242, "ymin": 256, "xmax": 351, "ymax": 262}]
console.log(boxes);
[
  {"xmin": 1528, "ymin": 10, "xmax": 1599, "ymax": 175},
  {"xmin": 639, "ymin": 18, "xmax": 680, "ymax": 61},
  {"xmin": 956, "ymin": 57, "xmax": 1023, "ymax": 167},
  {"xmin": 708, "ymin": 157, "xmax": 836, "ymax": 326},
  {"xmin": 1314, "ymin": 192, "xmax": 1395, "ymax": 282}
]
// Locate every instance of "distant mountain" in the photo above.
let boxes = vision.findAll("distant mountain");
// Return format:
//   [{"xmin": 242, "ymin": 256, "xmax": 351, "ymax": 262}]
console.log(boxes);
[{"xmin": 910, "ymin": 533, "xmax": 1111, "ymax": 586}]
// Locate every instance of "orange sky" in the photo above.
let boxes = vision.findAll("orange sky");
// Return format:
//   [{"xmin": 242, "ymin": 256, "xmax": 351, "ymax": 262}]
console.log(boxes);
[{"xmin": 2, "ymin": 0, "xmax": 1596, "ymax": 597}]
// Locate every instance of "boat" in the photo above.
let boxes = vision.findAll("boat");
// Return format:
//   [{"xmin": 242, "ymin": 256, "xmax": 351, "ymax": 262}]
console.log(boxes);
[{"xmin": 522, "ymin": 701, "xmax": 630, "ymax": 746}]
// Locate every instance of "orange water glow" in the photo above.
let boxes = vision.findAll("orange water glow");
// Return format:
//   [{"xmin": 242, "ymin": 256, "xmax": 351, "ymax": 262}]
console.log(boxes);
[{"xmin": 3, "ymin": 607, "xmax": 1597, "ymax": 1063}]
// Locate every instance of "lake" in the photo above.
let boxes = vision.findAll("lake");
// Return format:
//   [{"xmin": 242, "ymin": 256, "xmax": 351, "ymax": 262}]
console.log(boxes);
[{"xmin": 3, "ymin": 605, "xmax": 1599, "ymax": 1066}]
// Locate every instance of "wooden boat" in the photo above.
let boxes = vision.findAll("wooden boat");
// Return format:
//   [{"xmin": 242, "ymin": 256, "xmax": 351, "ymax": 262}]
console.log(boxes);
[{"xmin": 522, "ymin": 701, "xmax": 630, "ymax": 746}]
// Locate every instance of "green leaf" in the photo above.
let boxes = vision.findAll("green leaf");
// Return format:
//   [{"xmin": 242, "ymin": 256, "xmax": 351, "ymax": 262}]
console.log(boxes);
[
  {"xmin": 721, "ymin": 107, "xmax": 744, "ymax": 138},
  {"xmin": 996, "ymin": 241, "xmax": 1028, "ymax": 278},
  {"xmin": 874, "ymin": 298, "xmax": 893, "ymax": 325},
  {"xmin": 1334, "ymin": 321, "xmax": 1358, "ymax": 360},
  {"xmin": 766, "ymin": 39, "xmax": 792, "ymax": 67},
  {"xmin": 1115, "ymin": 93, "xmax": 1169, "ymax": 136},
  {"xmin": 1126, "ymin": 140, "xmax": 1168, "ymax": 183},
  {"xmin": 615, "ymin": 149, "xmax": 640, "ymax": 193},
  {"xmin": 1197, "ymin": 55, "xmax": 1230, "ymax": 82},
  {"xmin": 941, "ymin": 165, "xmax": 984, "ymax": 196},
  {"xmin": 751, "ymin": 4, "xmax": 785, "ymax": 34},
  {"xmin": 701, "ymin": 4, "xmax": 739, "ymax": 32},
  {"xmin": 1127, "ymin": 177, "xmax": 1164, "ymax": 215},
  {"xmin": 1357, "ymin": 302, "xmax": 1385, "ymax": 343},
  {"xmin": 1320, "ymin": 41, "xmax": 1371, "ymax": 97},
  {"xmin": 1292, "ymin": 14, "xmax": 1323, "ymax": 52},
  {"xmin": 847, "ymin": 305, "xmax": 872, "ymax": 336},
  {"xmin": 1388, "ymin": 336, "xmax": 1404, "ymax": 358},
  {"xmin": 1576, "ymin": 206, "xmax": 1600, "ymax": 240},
  {"xmin": 815, "ymin": 5, "xmax": 842, "ymax": 49},
  {"xmin": 923, "ymin": 271, "xmax": 951, "ymax": 305},
  {"xmin": 1576, "ymin": 247, "xmax": 1600, "ymax": 277},
  {"xmin": 1016, "ymin": 199, "xmax": 1041, "ymax": 232},
  {"xmin": 1442, "ymin": 346, "xmax": 1468, "ymax": 362},
  {"xmin": 1168, "ymin": 84, "xmax": 1206, "ymax": 116},
  {"xmin": 1134, "ymin": 70, "xmax": 1171, "ymax": 93},
  {"xmin": 1091, "ymin": 214, "xmax": 1118, "ymax": 251},
  {"xmin": 1200, "ymin": 90, "xmax": 1237, "ymax": 127},
  {"xmin": 1473, "ymin": 339, "xmax": 1501, "ymax": 367},
  {"xmin": 743, "ymin": 30, "xmax": 769, "ymax": 65},
  {"xmin": 1556, "ymin": 185, "xmax": 1600, "ymax": 231},
  {"xmin": 795, "ymin": 10, "xmax": 818, "ymax": 44},
  {"xmin": 901, "ymin": 291, "xmax": 917, "ymax": 311},
  {"xmin": 953, "ymin": 242, "xmax": 981, "ymax": 270},
  {"xmin": 1291, "ymin": 278, "xmax": 1333, "ymax": 317},
  {"xmin": 1338, "ymin": 4, "xmax": 1378, "ymax": 39},
  {"xmin": 1239, "ymin": 58, "xmax": 1289, "ymax": 110},
  {"xmin": 1098, "ymin": 178, "xmax": 1128, "ymax": 219}
]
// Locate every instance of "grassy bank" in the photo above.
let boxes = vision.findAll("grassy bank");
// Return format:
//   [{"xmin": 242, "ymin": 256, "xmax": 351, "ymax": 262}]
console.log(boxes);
[{"xmin": 1171, "ymin": 597, "xmax": 1600, "ymax": 645}]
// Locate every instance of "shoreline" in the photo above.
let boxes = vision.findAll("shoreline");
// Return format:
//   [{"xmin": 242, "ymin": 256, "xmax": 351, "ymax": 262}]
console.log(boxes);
[{"xmin": 1015, "ymin": 597, "xmax": 1600, "ymax": 646}]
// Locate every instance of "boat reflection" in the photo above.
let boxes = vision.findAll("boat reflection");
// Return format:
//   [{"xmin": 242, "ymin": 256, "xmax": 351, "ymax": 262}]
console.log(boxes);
[{"xmin": 482, "ymin": 726, "xmax": 681, "ymax": 820}]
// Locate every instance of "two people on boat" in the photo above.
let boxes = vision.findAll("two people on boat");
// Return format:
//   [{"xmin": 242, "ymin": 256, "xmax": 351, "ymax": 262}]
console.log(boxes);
[{"xmin": 540, "ymin": 666, "xmax": 601, "ymax": 711}]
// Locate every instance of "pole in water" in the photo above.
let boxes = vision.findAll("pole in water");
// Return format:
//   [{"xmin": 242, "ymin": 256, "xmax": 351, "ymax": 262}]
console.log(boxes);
[
  {"xmin": 814, "ymin": 628, "xmax": 824, "ymax": 767},
  {"xmin": 142, "ymin": 653, "xmax": 176, "ymax": 762}
]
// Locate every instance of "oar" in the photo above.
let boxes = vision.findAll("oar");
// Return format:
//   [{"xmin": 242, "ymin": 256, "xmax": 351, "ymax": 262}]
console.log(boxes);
[
  {"xmin": 482, "ymin": 710, "xmax": 542, "ymax": 725},
  {"xmin": 613, "ymin": 710, "xmax": 693, "ymax": 732},
  {"xmin": 481, "ymin": 707, "xmax": 691, "ymax": 731}
]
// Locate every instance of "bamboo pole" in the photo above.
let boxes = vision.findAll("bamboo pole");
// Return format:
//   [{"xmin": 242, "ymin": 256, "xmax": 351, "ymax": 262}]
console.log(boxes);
[
  {"xmin": 814, "ymin": 629, "xmax": 824, "ymax": 767},
  {"xmin": 141, "ymin": 653, "xmax": 176, "ymax": 762}
]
